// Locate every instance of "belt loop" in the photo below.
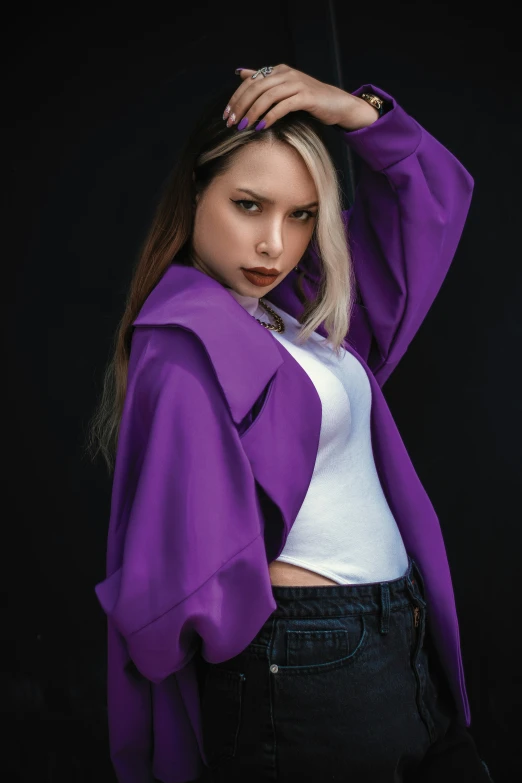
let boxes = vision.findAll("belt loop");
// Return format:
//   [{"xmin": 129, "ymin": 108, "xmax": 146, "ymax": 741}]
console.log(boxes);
[
  {"xmin": 379, "ymin": 582, "xmax": 390, "ymax": 634},
  {"xmin": 406, "ymin": 561, "xmax": 427, "ymax": 610},
  {"xmin": 409, "ymin": 559, "xmax": 427, "ymax": 606},
  {"xmin": 411, "ymin": 559, "xmax": 426, "ymax": 599}
]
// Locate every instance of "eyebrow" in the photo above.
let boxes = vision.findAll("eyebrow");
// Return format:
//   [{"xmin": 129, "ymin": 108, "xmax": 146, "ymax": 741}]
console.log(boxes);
[{"xmin": 235, "ymin": 187, "xmax": 318, "ymax": 210}]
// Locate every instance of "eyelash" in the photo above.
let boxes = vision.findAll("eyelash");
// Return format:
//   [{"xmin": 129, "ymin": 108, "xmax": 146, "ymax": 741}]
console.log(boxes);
[{"xmin": 232, "ymin": 199, "xmax": 317, "ymax": 222}]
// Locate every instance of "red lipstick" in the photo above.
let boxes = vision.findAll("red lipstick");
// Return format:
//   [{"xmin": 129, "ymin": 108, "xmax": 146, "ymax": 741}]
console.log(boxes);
[
  {"xmin": 246, "ymin": 266, "xmax": 279, "ymax": 274},
  {"xmin": 241, "ymin": 267, "xmax": 280, "ymax": 287}
]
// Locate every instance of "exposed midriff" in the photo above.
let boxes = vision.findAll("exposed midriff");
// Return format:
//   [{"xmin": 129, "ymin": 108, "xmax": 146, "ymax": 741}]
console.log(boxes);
[{"xmin": 269, "ymin": 560, "xmax": 338, "ymax": 586}]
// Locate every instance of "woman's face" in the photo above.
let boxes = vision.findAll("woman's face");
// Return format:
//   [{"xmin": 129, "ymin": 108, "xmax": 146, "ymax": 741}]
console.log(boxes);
[{"xmin": 190, "ymin": 139, "xmax": 318, "ymax": 296}]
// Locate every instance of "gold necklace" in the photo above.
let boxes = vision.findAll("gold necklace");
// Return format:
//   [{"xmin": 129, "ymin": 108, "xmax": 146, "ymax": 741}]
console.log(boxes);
[{"xmin": 254, "ymin": 298, "xmax": 285, "ymax": 333}]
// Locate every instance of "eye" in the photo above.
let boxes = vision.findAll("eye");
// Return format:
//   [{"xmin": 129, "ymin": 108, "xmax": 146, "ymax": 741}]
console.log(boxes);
[
  {"xmin": 292, "ymin": 209, "xmax": 317, "ymax": 222},
  {"xmin": 232, "ymin": 199, "xmax": 260, "ymax": 213},
  {"xmin": 231, "ymin": 199, "xmax": 317, "ymax": 222}
]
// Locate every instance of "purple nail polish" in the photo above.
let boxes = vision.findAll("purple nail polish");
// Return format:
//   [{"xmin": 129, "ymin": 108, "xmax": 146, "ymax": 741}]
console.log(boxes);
[
  {"xmin": 237, "ymin": 117, "xmax": 248, "ymax": 131},
  {"xmin": 234, "ymin": 68, "xmax": 245, "ymax": 74},
  {"xmin": 255, "ymin": 120, "xmax": 266, "ymax": 131}
]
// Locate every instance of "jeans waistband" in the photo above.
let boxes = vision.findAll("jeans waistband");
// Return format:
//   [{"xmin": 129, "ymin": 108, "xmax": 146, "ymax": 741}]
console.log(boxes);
[{"xmin": 267, "ymin": 556, "xmax": 426, "ymax": 620}]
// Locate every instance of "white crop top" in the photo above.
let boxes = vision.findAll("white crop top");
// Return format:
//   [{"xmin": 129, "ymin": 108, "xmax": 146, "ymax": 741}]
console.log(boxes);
[{"xmin": 227, "ymin": 288, "xmax": 409, "ymax": 585}]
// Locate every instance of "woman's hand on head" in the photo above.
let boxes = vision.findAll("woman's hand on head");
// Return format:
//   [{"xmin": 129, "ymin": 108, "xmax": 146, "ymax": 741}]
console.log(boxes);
[{"xmin": 223, "ymin": 64, "xmax": 380, "ymax": 132}]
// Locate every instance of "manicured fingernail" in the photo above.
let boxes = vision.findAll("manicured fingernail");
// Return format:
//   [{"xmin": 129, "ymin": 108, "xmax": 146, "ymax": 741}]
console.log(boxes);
[
  {"xmin": 237, "ymin": 117, "xmax": 248, "ymax": 131},
  {"xmin": 234, "ymin": 68, "xmax": 245, "ymax": 75},
  {"xmin": 226, "ymin": 112, "xmax": 236, "ymax": 127},
  {"xmin": 255, "ymin": 120, "xmax": 266, "ymax": 131},
  {"xmin": 223, "ymin": 105, "xmax": 231, "ymax": 120}
]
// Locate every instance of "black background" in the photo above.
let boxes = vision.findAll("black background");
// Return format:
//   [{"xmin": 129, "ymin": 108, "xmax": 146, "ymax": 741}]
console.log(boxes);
[{"xmin": 3, "ymin": 1, "xmax": 520, "ymax": 781}]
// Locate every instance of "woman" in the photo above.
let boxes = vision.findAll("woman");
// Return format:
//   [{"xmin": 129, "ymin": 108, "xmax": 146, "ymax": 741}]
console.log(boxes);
[{"xmin": 89, "ymin": 65, "xmax": 493, "ymax": 782}]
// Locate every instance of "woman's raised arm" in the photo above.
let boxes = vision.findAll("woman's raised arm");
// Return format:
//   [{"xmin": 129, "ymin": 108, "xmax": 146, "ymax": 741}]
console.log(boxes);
[{"xmin": 340, "ymin": 84, "xmax": 474, "ymax": 385}]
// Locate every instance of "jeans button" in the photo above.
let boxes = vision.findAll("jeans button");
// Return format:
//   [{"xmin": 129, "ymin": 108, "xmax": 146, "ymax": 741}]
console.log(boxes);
[{"xmin": 270, "ymin": 664, "xmax": 279, "ymax": 674}]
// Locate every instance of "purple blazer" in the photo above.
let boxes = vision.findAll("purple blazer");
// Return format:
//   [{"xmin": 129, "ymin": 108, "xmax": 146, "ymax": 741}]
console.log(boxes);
[{"xmin": 94, "ymin": 84, "xmax": 474, "ymax": 783}]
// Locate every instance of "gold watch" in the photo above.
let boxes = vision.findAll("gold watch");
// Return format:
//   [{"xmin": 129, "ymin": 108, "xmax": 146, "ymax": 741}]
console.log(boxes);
[{"xmin": 360, "ymin": 93, "xmax": 384, "ymax": 117}]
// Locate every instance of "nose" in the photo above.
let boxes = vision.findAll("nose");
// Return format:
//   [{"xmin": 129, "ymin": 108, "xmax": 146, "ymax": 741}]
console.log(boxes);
[{"xmin": 258, "ymin": 219, "xmax": 284, "ymax": 258}]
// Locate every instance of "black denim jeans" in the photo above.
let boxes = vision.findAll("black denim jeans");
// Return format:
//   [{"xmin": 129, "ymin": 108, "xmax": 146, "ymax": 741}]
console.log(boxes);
[{"xmin": 196, "ymin": 557, "xmax": 493, "ymax": 782}]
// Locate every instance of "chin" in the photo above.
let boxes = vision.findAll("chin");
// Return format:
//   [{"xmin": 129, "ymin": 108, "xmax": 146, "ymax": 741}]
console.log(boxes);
[{"xmin": 236, "ymin": 284, "xmax": 262, "ymax": 297}]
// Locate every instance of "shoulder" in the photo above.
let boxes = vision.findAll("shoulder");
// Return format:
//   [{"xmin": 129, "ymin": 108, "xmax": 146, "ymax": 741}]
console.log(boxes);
[
  {"xmin": 128, "ymin": 325, "xmax": 230, "ymax": 424},
  {"xmin": 130, "ymin": 325, "xmax": 219, "ymax": 381}
]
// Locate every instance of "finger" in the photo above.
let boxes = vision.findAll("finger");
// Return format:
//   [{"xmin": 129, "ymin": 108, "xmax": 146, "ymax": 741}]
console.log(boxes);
[
  {"xmin": 226, "ymin": 78, "xmax": 291, "ymax": 126},
  {"xmin": 251, "ymin": 93, "xmax": 304, "ymax": 131},
  {"xmin": 236, "ymin": 68, "xmax": 257, "ymax": 80},
  {"xmin": 227, "ymin": 74, "xmax": 292, "ymax": 128},
  {"xmin": 223, "ymin": 65, "xmax": 289, "ymax": 123},
  {"xmin": 224, "ymin": 70, "xmax": 278, "ymax": 123},
  {"xmin": 234, "ymin": 84, "xmax": 300, "ymax": 131},
  {"xmin": 222, "ymin": 69, "xmax": 254, "ymax": 119}
]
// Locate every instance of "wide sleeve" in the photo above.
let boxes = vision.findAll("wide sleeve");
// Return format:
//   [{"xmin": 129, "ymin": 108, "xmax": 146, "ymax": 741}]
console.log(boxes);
[
  {"xmin": 307, "ymin": 83, "xmax": 474, "ymax": 387},
  {"xmin": 94, "ymin": 326, "xmax": 276, "ymax": 684}
]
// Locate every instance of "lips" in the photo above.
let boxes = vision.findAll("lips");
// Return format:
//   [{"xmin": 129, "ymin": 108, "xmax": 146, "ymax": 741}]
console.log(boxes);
[
  {"xmin": 241, "ymin": 269, "xmax": 280, "ymax": 287},
  {"xmin": 247, "ymin": 267, "xmax": 279, "ymax": 275}
]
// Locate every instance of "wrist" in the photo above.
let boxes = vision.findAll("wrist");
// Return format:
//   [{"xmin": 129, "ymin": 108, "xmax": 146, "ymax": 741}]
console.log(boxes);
[{"xmin": 337, "ymin": 94, "xmax": 380, "ymax": 132}]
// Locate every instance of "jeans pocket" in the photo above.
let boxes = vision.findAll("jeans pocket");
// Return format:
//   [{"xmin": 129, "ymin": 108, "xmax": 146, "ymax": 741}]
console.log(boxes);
[
  {"xmin": 281, "ymin": 615, "xmax": 367, "ymax": 673},
  {"xmin": 200, "ymin": 667, "xmax": 246, "ymax": 769},
  {"xmin": 286, "ymin": 628, "xmax": 349, "ymax": 667}
]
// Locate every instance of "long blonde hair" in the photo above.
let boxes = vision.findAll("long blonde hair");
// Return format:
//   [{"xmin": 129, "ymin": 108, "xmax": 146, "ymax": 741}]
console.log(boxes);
[{"xmin": 85, "ymin": 81, "xmax": 356, "ymax": 472}]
